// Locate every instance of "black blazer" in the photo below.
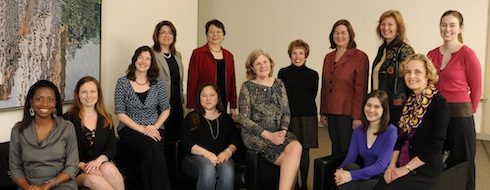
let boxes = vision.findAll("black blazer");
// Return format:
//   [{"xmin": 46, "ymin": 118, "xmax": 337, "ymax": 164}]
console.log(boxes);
[
  {"xmin": 63, "ymin": 113, "xmax": 117, "ymax": 162},
  {"xmin": 394, "ymin": 93, "xmax": 449, "ymax": 177}
]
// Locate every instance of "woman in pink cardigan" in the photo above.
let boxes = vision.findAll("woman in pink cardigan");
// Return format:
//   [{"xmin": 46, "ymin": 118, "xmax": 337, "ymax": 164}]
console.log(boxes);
[{"xmin": 427, "ymin": 10, "xmax": 482, "ymax": 190}]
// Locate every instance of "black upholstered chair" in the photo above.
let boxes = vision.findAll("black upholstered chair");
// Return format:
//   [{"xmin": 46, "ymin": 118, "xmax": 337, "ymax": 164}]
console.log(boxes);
[
  {"xmin": 312, "ymin": 152, "xmax": 468, "ymax": 190},
  {"xmin": 245, "ymin": 149, "xmax": 280, "ymax": 190},
  {"xmin": 0, "ymin": 142, "xmax": 17, "ymax": 190}
]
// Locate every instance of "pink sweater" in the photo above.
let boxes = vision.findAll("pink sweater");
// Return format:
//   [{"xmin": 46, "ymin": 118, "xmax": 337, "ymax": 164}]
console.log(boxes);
[{"xmin": 427, "ymin": 45, "xmax": 482, "ymax": 113}]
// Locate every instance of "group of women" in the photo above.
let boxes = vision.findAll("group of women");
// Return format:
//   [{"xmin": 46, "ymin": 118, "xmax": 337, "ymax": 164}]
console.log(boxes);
[
  {"xmin": 8, "ymin": 8, "xmax": 481, "ymax": 190},
  {"xmin": 327, "ymin": 9, "xmax": 481, "ymax": 190}
]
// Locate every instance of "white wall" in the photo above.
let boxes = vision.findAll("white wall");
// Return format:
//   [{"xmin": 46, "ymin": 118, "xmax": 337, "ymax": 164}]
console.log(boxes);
[
  {"xmin": 0, "ymin": 0, "xmax": 198, "ymax": 142},
  {"xmin": 198, "ymin": 0, "xmax": 488, "ymax": 133}
]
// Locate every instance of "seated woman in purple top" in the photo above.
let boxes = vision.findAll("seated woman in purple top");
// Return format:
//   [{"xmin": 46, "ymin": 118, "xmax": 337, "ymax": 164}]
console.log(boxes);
[{"xmin": 333, "ymin": 90, "xmax": 397, "ymax": 190}]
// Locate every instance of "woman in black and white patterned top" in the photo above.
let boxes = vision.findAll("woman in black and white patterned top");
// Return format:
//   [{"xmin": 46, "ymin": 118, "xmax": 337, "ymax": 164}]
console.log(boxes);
[{"xmin": 114, "ymin": 45, "xmax": 172, "ymax": 190}]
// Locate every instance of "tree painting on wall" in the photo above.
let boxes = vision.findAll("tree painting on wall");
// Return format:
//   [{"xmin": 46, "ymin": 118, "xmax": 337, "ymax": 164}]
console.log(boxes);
[{"xmin": 0, "ymin": 0, "xmax": 101, "ymax": 110}]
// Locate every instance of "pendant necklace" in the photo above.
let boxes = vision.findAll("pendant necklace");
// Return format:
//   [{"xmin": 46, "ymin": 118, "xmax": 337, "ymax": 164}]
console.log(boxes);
[{"xmin": 205, "ymin": 118, "xmax": 220, "ymax": 140}]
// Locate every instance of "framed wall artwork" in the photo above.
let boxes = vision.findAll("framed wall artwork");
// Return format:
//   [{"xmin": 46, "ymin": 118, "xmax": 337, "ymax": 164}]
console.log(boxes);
[{"xmin": 0, "ymin": 0, "xmax": 101, "ymax": 110}]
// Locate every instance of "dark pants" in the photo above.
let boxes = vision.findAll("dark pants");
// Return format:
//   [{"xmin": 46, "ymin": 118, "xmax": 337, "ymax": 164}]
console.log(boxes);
[
  {"xmin": 327, "ymin": 115, "xmax": 353, "ymax": 154},
  {"xmin": 445, "ymin": 116, "xmax": 476, "ymax": 190},
  {"xmin": 119, "ymin": 127, "xmax": 172, "ymax": 190},
  {"xmin": 164, "ymin": 100, "xmax": 184, "ymax": 142},
  {"xmin": 335, "ymin": 163, "xmax": 379, "ymax": 190},
  {"xmin": 373, "ymin": 169, "xmax": 439, "ymax": 190}
]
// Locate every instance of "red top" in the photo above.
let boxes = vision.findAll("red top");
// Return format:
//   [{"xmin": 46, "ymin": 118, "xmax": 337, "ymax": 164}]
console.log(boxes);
[
  {"xmin": 186, "ymin": 44, "xmax": 237, "ymax": 109},
  {"xmin": 427, "ymin": 45, "xmax": 482, "ymax": 113},
  {"xmin": 320, "ymin": 48, "xmax": 369, "ymax": 120}
]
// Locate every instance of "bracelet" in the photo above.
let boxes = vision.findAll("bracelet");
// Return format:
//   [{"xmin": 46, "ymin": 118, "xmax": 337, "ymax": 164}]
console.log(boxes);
[
  {"xmin": 388, "ymin": 164, "xmax": 396, "ymax": 167},
  {"xmin": 405, "ymin": 165, "xmax": 413, "ymax": 172},
  {"xmin": 46, "ymin": 178, "xmax": 58, "ymax": 188},
  {"xmin": 225, "ymin": 148, "xmax": 232, "ymax": 157}
]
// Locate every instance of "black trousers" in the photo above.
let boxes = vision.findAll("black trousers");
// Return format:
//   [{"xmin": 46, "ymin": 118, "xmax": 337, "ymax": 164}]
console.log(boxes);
[
  {"xmin": 164, "ymin": 98, "xmax": 184, "ymax": 142},
  {"xmin": 119, "ymin": 127, "xmax": 171, "ymax": 190},
  {"xmin": 445, "ymin": 116, "xmax": 476, "ymax": 190},
  {"xmin": 327, "ymin": 114, "xmax": 353, "ymax": 154}
]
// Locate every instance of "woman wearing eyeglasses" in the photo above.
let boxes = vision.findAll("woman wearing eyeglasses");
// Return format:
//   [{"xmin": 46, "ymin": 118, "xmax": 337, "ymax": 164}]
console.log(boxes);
[
  {"xmin": 187, "ymin": 19, "xmax": 237, "ymax": 117},
  {"xmin": 320, "ymin": 19, "xmax": 369, "ymax": 155},
  {"xmin": 151, "ymin": 20, "xmax": 185, "ymax": 142}
]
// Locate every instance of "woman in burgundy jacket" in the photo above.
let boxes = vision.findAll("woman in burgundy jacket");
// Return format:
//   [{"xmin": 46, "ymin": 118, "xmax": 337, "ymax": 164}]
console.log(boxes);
[{"xmin": 320, "ymin": 19, "xmax": 369, "ymax": 154}]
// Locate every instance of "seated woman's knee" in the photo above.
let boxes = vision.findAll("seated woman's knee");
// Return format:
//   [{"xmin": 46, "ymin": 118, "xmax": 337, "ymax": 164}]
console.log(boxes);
[
  {"xmin": 218, "ymin": 159, "xmax": 235, "ymax": 178},
  {"xmin": 286, "ymin": 141, "xmax": 303, "ymax": 154},
  {"xmin": 100, "ymin": 162, "xmax": 120, "ymax": 179},
  {"xmin": 82, "ymin": 174, "xmax": 109, "ymax": 189}
]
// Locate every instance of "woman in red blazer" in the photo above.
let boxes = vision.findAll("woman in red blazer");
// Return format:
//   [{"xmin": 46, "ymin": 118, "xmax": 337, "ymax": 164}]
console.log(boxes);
[
  {"xmin": 320, "ymin": 19, "xmax": 369, "ymax": 154},
  {"xmin": 187, "ymin": 19, "xmax": 237, "ymax": 117}
]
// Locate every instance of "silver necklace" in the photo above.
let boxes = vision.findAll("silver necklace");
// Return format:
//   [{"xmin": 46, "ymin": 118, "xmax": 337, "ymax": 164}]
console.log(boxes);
[
  {"xmin": 205, "ymin": 118, "xmax": 220, "ymax": 140},
  {"xmin": 162, "ymin": 52, "xmax": 171, "ymax": 59}
]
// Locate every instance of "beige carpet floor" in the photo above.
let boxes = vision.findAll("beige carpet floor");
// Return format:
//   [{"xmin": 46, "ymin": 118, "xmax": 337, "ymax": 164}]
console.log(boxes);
[{"xmin": 305, "ymin": 127, "xmax": 490, "ymax": 190}]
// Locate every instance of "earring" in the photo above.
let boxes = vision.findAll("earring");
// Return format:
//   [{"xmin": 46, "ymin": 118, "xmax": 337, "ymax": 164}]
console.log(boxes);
[
  {"xmin": 53, "ymin": 109, "xmax": 57, "ymax": 118},
  {"xmin": 29, "ymin": 107, "xmax": 35, "ymax": 117}
]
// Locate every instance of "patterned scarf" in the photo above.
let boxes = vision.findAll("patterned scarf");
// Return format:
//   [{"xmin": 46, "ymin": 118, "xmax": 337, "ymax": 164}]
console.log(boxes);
[{"xmin": 397, "ymin": 84, "xmax": 437, "ymax": 166}]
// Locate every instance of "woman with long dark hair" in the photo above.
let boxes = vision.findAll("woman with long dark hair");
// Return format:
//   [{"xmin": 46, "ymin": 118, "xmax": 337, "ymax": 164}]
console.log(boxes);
[
  {"xmin": 114, "ymin": 46, "xmax": 172, "ymax": 190},
  {"xmin": 181, "ymin": 82, "xmax": 239, "ymax": 190}
]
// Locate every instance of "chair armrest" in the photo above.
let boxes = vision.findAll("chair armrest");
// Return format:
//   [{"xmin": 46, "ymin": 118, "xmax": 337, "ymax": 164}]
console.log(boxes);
[
  {"xmin": 313, "ymin": 152, "xmax": 347, "ymax": 190},
  {"xmin": 245, "ymin": 149, "xmax": 280, "ymax": 190},
  {"xmin": 431, "ymin": 161, "xmax": 468, "ymax": 190},
  {"xmin": 165, "ymin": 140, "xmax": 182, "ymax": 180},
  {"xmin": 0, "ymin": 142, "xmax": 17, "ymax": 190}
]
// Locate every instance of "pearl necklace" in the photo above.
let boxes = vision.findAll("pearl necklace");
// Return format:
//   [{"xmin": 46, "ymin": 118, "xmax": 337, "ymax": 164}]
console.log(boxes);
[
  {"xmin": 205, "ymin": 118, "xmax": 220, "ymax": 140},
  {"xmin": 162, "ymin": 52, "xmax": 171, "ymax": 59}
]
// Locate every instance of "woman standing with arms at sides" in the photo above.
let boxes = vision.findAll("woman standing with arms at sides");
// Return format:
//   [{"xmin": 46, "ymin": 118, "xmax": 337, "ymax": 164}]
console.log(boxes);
[
  {"xmin": 239, "ymin": 49, "xmax": 303, "ymax": 190},
  {"xmin": 64, "ymin": 76, "xmax": 124, "ymax": 190},
  {"xmin": 152, "ymin": 20, "xmax": 185, "ymax": 142},
  {"xmin": 187, "ymin": 19, "xmax": 237, "ymax": 117},
  {"xmin": 9, "ymin": 80, "xmax": 79, "ymax": 190},
  {"xmin": 371, "ymin": 10, "xmax": 415, "ymax": 125},
  {"xmin": 374, "ymin": 54, "xmax": 449, "ymax": 190},
  {"xmin": 320, "ymin": 19, "xmax": 369, "ymax": 154},
  {"xmin": 181, "ymin": 83, "xmax": 240, "ymax": 190},
  {"xmin": 333, "ymin": 90, "xmax": 397, "ymax": 190},
  {"xmin": 114, "ymin": 46, "xmax": 172, "ymax": 190},
  {"xmin": 278, "ymin": 39, "xmax": 319, "ymax": 190},
  {"xmin": 427, "ymin": 10, "xmax": 482, "ymax": 190}
]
